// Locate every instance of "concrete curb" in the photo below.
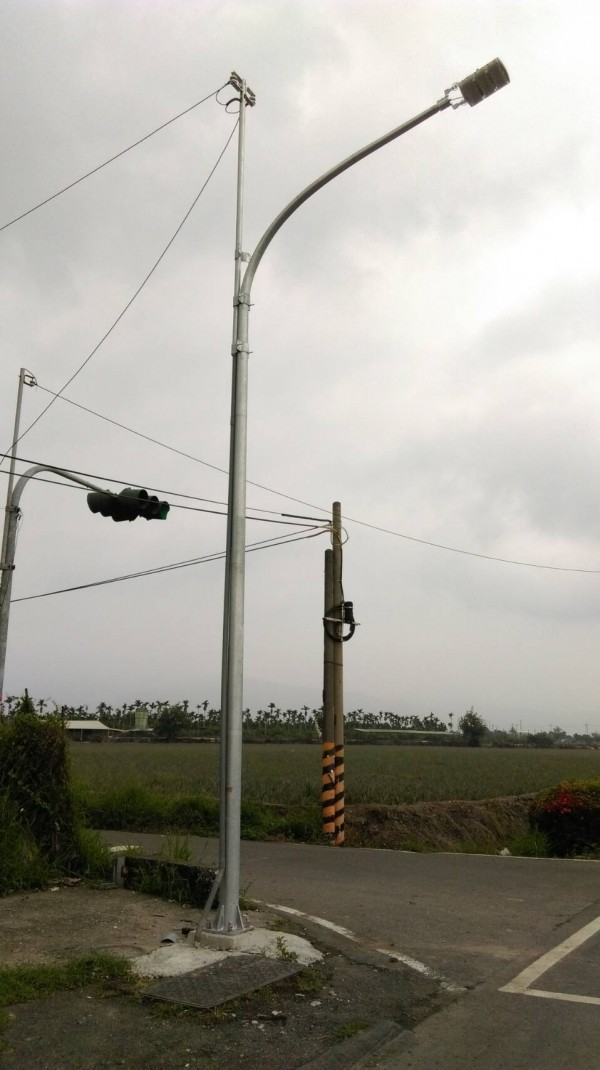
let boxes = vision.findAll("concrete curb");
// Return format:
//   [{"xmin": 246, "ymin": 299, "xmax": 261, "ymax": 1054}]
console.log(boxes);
[{"xmin": 297, "ymin": 1019, "xmax": 403, "ymax": 1070}]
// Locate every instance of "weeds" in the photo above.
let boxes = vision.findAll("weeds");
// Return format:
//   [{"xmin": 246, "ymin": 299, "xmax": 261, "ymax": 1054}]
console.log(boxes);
[
  {"xmin": 158, "ymin": 833, "xmax": 193, "ymax": 863},
  {"xmin": 335, "ymin": 1019, "xmax": 370, "ymax": 1040},
  {"xmin": 507, "ymin": 829, "xmax": 549, "ymax": 857},
  {"xmin": 275, "ymin": 935, "xmax": 299, "ymax": 963},
  {"xmin": 0, "ymin": 954, "xmax": 130, "ymax": 1012},
  {"xmin": 294, "ymin": 968, "xmax": 325, "ymax": 995}
]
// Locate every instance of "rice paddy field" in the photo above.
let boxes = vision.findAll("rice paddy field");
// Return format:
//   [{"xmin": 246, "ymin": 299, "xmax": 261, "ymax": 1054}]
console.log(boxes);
[{"xmin": 70, "ymin": 742, "xmax": 600, "ymax": 806}]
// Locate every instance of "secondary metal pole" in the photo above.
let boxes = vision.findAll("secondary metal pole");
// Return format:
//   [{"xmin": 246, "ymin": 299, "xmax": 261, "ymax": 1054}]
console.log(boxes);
[
  {"xmin": 0, "ymin": 369, "xmax": 36, "ymax": 706},
  {"xmin": 0, "ymin": 464, "xmax": 109, "ymax": 706},
  {"xmin": 1, "ymin": 370, "xmax": 36, "ymax": 568},
  {"xmin": 332, "ymin": 502, "xmax": 345, "ymax": 845}
]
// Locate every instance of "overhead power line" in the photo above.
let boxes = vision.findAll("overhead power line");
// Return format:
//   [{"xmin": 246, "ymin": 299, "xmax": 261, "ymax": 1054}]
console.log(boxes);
[
  {"xmin": 0, "ymin": 83, "xmax": 227, "ymax": 233},
  {"xmin": 11, "ymin": 527, "xmax": 326, "ymax": 604},
  {"xmin": 338, "ymin": 514, "xmax": 600, "ymax": 575},
  {"xmin": 0, "ymin": 118, "xmax": 239, "ymax": 467},
  {"xmin": 30, "ymin": 382, "xmax": 333, "ymax": 516},
  {"xmin": 25, "ymin": 389, "xmax": 600, "ymax": 576}
]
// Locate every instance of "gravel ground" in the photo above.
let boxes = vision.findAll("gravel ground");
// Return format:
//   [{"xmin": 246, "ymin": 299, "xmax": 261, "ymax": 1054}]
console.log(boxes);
[{"xmin": 0, "ymin": 885, "xmax": 453, "ymax": 1070}]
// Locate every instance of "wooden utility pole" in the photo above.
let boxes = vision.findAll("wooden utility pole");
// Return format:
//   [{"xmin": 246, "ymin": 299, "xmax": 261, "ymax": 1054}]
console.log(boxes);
[
  {"xmin": 321, "ymin": 548, "xmax": 335, "ymax": 838},
  {"xmin": 322, "ymin": 503, "xmax": 345, "ymax": 844},
  {"xmin": 332, "ymin": 501, "xmax": 345, "ymax": 845}
]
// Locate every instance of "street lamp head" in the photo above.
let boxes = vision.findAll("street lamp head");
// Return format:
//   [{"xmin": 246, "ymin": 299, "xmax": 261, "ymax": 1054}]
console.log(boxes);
[{"xmin": 446, "ymin": 58, "xmax": 510, "ymax": 108}]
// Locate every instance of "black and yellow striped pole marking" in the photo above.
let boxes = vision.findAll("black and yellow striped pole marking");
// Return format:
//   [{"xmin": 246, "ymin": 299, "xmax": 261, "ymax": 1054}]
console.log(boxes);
[
  {"xmin": 321, "ymin": 741, "xmax": 336, "ymax": 838},
  {"xmin": 334, "ymin": 743, "xmax": 345, "ymax": 845}
]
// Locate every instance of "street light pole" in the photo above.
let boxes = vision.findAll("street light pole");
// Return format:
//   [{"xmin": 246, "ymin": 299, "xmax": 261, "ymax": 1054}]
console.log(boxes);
[
  {"xmin": 216, "ymin": 71, "xmax": 255, "ymax": 935},
  {"xmin": 216, "ymin": 59, "xmax": 510, "ymax": 934}
]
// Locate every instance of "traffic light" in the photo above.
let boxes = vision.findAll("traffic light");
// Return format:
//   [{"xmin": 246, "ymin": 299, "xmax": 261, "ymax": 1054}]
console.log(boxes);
[{"xmin": 87, "ymin": 487, "xmax": 170, "ymax": 522}]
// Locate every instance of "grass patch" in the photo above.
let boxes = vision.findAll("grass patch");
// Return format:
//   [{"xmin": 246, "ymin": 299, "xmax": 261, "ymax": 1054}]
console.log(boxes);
[
  {"xmin": 507, "ymin": 829, "xmax": 549, "ymax": 857},
  {"xmin": 0, "ymin": 953, "xmax": 131, "ymax": 1011},
  {"xmin": 335, "ymin": 1019, "xmax": 370, "ymax": 1040},
  {"xmin": 294, "ymin": 967, "xmax": 325, "ymax": 995}
]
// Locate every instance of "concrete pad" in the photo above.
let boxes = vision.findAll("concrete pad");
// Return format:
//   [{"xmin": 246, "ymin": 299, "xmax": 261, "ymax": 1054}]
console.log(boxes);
[{"xmin": 133, "ymin": 926, "xmax": 322, "ymax": 978}]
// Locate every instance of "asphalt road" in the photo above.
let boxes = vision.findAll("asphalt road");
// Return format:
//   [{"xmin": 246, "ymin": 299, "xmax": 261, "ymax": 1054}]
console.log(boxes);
[{"xmin": 101, "ymin": 832, "xmax": 600, "ymax": 1069}]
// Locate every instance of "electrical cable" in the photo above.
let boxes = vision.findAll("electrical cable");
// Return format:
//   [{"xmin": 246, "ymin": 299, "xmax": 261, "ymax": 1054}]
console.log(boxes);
[
  {"xmin": 0, "ymin": 457, "xmax": 328, "ymax": 527},
  {"xmin": 0, "ymin": 118, "xmax": 239, "ymax": 468},
  {"xmin": 6, "ymin": 408, "xmax": 600, "ymax": 574},
  {"xmin": 20, "ymin": 383, "xmax": 331, "ymax": 517},
  {"xmin": 11, "ymin": 526, "xmax": 327, "ymax": 603},
  {"xmin": 0, "ymin": 84, "xmax": 227, "ymax": 234},
  {"xmin": 30, "ymin": 384, "xmax": 600, "ymax": 573},
  {"xmin": 338, "ymin": 514, "xmax": 600, "ymax": 575}
]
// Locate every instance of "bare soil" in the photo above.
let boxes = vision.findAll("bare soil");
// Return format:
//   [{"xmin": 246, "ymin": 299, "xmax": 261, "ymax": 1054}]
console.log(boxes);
[
  {"xmin": 0, "ymin": 885, "xmax": 451, "ymax": 1070},
  {"xmin": 345, "ymin": 796, "xmax": 532, "ymax": 851}
]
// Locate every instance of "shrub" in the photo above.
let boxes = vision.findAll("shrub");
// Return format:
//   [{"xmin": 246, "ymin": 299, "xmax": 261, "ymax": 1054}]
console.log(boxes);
[
  {"xmin": 0, "ymin": 709, "xmax": 85, "ymax": 874},
  {"xmin": 0, "ymin": 701, "xmax": 114, "ymax": 890},
  {"xmin": 529, "ymin": 778, "xmax": 600, "ymax": 857}
]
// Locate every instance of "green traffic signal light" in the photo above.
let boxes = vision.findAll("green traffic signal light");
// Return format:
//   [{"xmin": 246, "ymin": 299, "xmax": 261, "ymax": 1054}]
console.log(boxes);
[{"xmin": 87, "ymin": 487, "xmax": 170, "ymax": 522}]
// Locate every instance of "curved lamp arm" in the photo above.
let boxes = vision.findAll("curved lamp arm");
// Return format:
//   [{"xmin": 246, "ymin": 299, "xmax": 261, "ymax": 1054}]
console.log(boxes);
[{"xmin": 241, "ymin": 57, "xmax": 509, "ymax": 299}]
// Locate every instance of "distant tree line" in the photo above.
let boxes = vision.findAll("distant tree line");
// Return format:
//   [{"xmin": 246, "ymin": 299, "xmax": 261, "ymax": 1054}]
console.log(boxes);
[{"xmin": 0, "ymin": 695, "xmax": 597, "ymax": 747}]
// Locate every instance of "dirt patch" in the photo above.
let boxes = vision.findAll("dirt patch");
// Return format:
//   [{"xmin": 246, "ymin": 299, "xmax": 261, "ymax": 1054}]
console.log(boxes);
[
  {"xmin": 0, "ymin": 884, "xmax": 199, "ymax": 967},
  {"xmin": 0, "ymin": 886, "xmax": 450, "ymax": 1070},
  {"xmin": 345, "ymin": 795, "xmax": 532, "ymax": 851}
]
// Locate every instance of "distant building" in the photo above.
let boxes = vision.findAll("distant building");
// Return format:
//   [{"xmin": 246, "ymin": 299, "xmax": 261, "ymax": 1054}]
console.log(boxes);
[{"xmin": 65, "ymin": 720, "xmax": 114, "ymax": 741}]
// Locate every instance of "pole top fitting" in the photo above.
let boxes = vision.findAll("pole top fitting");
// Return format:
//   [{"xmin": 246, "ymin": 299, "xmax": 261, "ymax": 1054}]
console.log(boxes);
[
  {"xmin": 229, "ymin": 71, "xmax": 256, "ymax": 107},
  {"xmin": 444, "ymin": 57, "xmax": 509, "ymax": 109}
]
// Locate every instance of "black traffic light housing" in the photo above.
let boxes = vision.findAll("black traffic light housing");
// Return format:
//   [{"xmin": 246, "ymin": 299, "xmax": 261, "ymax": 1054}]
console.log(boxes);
[{"xmin": 87, "ymin": 487, "xmax": 170, "ymax": 522}]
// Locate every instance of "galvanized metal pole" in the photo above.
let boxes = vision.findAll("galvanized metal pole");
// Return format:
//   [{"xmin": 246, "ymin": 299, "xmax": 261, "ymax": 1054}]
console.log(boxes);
[
  {"xmin": 1, "ymin": 369, "xmax": 36, "ymax": 569},
  {"xmin": 0, "ymin": 369, "xmax": 36, "ymax": 705},
  {"xmin": 0, "ymin": 465, "xmax": 109, "ymax": 707},
  {"xmin": 215, "ymin": 73, "xmax": 253, "ymax": 935}
]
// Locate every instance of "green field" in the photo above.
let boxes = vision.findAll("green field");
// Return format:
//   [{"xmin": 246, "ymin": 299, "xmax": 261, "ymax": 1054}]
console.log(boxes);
[{"xmin": 70, "ymin": 742, "xmax": 600, "ymax": 806}]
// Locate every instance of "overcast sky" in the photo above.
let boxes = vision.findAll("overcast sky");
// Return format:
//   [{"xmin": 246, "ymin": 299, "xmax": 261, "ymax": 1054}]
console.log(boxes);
[{"xmin": 1, "ymin": 0, "xmax": 599, "ymax": 731}]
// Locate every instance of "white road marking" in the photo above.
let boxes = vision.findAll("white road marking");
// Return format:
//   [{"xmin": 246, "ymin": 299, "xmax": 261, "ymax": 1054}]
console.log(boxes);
[
  {"xmin": 263, "ymin": 902, "xmax": 464, "ymax": 991},
  {"xmin": 500, "ymin": 913, "xmax": 600, "ymax": 1004},
  {"xmin": 262, "ymin": 902, "xmax": 361, "ymax": 941},
  {"xmin": 520, "ymin": 989, "xmax": 600, "ymax": 1007}
]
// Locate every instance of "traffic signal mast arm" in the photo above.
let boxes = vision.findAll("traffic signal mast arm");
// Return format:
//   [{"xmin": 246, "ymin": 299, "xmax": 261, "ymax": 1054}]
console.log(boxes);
[
  {"xmin": 6, "ymin": 463, "xmax": 111, "ymax": 519},
  {"xmin": 0, "ymin": 464, "xmax": 170, "ymax": 703}
]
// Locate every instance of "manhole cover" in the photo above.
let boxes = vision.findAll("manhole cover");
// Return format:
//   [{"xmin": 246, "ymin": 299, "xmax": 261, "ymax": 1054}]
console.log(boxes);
[{"xmin": 146, "ymin": 954, "xmax": 304, "ymax": 1009}]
